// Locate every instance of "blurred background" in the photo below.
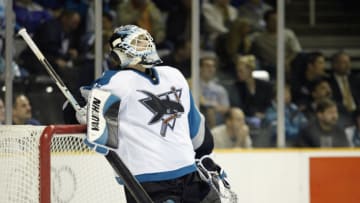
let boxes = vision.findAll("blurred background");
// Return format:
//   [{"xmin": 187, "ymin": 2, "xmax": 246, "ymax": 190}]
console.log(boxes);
[{"xmin": 1, "ymin": 0, "xmax": 360, "ymax": 149}]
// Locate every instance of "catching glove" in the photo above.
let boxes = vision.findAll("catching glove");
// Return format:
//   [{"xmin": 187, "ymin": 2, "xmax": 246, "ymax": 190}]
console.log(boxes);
[{"xmin": 196, "ymin": 155, "xmax": 238, "ymax": 203}]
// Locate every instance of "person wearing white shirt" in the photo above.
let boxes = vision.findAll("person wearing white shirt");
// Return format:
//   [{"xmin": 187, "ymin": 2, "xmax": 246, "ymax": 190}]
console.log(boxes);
[{"xmin": 212, "ymin": 107, "xmax": 252, "ymax": 148}]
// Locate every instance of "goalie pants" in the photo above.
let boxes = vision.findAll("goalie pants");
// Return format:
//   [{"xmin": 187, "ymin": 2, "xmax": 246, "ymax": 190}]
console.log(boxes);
[{"xmin": 124, "ymin": 171, "xmax": 221, "ymax": 203}]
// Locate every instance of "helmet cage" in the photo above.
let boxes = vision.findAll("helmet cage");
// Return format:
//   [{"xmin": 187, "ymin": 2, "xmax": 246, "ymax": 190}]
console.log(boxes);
[{"xmin": 111, "ymin": 25, "xmax": 155, "ymax": 59}]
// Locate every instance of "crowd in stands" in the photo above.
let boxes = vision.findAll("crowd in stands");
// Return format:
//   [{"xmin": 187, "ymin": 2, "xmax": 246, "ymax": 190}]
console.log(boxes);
[
  {"xmin": 0, "ymin": 93, "xmax": 41, "ymax": 125},
  {"xmin": 0, "ymin": 0, "xmax": 359, "ymax": 148}
]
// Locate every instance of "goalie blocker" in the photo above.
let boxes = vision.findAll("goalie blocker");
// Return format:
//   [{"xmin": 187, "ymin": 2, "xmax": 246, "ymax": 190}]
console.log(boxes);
[
  {"xmin": 85, "ymin": 88, "xmax": 120, "ymax": 154},
  {"xmin": 83, "ymin": 89, "xmax": 153, "ymax": 202}
]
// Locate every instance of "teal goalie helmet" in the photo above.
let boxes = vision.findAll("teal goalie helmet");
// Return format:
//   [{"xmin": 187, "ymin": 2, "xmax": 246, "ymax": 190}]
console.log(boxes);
[{"xmin": 109, "ymin": 25, "xmax": 162, "ymax": 68}]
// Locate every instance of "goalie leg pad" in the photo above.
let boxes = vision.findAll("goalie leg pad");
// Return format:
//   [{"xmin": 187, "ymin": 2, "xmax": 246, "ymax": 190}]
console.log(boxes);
[{"xmin": 87, "ymin": 88, "xmax": 121, "ymax": 150}]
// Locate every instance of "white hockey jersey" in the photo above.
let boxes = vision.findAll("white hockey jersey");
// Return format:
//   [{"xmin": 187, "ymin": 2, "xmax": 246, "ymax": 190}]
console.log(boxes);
[{"xmin": 87, "ymin": 66, "xmax": 206, "ymax": 183}]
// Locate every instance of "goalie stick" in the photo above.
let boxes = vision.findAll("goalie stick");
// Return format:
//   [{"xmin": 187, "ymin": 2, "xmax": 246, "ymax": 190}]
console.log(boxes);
[
  {"xmin": 17, "ymin": 28, "xmax": 153, "ymax": 203},
  {"xmin": 17, "ymin": 28, "xmax": 84, "ymax": 117}
]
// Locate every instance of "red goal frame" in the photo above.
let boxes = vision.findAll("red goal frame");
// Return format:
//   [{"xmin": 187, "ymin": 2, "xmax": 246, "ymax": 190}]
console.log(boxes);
[{"xmin": 39, "ymin": 125, "xmax": 86, "ymax": 203}]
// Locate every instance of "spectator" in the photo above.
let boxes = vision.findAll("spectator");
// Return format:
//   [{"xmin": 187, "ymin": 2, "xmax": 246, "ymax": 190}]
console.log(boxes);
[
  {"xmin": 327, "ymin": 52, "xmax": 359, "ymax": 114},
  {"xmin": 199, "ymin": 52, "xmax": 230, "ymax": 128},
  {"xmin": 291, "ymin": 52, "xmax": 328, "ymax": 109},
  {"xmin": 212, "ymin": 107, "xmax": 251, "ymax": 148},
  {"xmin": 251, "ymin": 9, "xmax": 302, "ymax": 79},
  {"xmin": 78, "ymin": 12, "xmax": 115, "ymax": 87},
  {"xmin": 83, "ymin": 9, "xmax": 114, "ymax": 38},
  {"xmin": 345, "ymin": 109, "xmax": 360, "ymax": 147},
  {"xmin": 19, "ymin": 9, "xmax": 81, "ymax": 74},
  {"xmin": 161, "ymin": 38, "xmax": 191, "ymax": 78},
  {"xmin": 13, "ymin": 0, "xmax": 53, "ymax": 36},
  {"xmin": 229, "ymin": 54, "xmax": 273, "ymax": 128},
  {"xmin": 303, "ymin": 77, "xmax": 333, "ymax": 121},
  {"xmin": 0, "ymin": 0, "xmax": 29, "ymax": 79},
  {"xmin": 263, "ymin": 84, "xmax": 307, "ymax": 147},
  {"xmin": 165, "ymin": 0, "xmax": 192, "ymax": 44},
  {"xmin": 116, "ymin": 0, "xmax": 166, "ymax": 45},
  {"xmin": 202, "ymin": 0, "xmax": 238, "ymax": 49},
  {"xmin": 237, "ymin": 0, "xmax": 273, "ymax": 32},
  {"xmin": 33, "ymin": 0, "xmax": 63, "ymax": 14},
  {"xmin": 63, "ymin": 0, "xmax": 91, "ymax": 36},
  {"xmin": 83, "ymin": 0, "xmax": 96, "ymax": 34},
  {"xmin": 19, "ymin": 9, "xmax": 81, "ymax": 91},
  {"xmin": 296, "ymin": 98, "xmax": 349, "ymax": 148},
  {"xmin": 90, "ymin": 11, "xmax": 114, "ymax": 48},
  {"xmin": 0, "ymin": 96, "xmax": 4, "ymax": 124},
  {"xmin": 80, "ymin": 11, "xmax": 114, "ymax": 58},
  {"xmin": 215, "ymin": 17, "xmax": 252, "ymax": 75},
  {"xmin": 12, "ymin": 93, "xmax": 41, "ymax": 125}
]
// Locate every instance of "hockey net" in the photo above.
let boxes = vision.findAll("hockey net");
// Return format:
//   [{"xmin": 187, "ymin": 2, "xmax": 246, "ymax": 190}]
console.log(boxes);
[{"xmin": 0, "ymin": 125, "xmax": 125, "ymax": 203}]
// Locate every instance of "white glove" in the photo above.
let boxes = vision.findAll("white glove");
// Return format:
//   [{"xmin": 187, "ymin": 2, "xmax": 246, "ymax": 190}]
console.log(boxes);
[
  {"xmin": 80, "ymin": 86, "xmax": 91, "ymax": 101},
  {"xmin": 75, "ymin": 106, "xmax": 87, "ymax": 124}
]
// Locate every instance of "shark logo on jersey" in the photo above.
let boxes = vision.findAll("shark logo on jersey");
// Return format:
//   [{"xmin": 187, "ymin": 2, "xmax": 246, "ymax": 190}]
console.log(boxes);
[{"xmin": 138, "ymin": 87, "xmax": 184, "ymax": 136}]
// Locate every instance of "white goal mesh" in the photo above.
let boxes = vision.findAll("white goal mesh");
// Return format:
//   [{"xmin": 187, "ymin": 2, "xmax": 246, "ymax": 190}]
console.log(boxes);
[{"xmin": 0, "ymin": 125, "xmax": 125, "ymax": 203}]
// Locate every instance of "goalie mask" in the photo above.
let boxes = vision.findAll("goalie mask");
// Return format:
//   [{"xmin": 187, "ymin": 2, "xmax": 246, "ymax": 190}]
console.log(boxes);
[{"xmin": 109, "ymin": 25, "xmax": 162, "ymax": 68}]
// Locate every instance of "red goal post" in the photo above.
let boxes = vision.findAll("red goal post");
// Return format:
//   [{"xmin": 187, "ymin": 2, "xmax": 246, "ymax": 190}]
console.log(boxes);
[{"xmin": 0, "ymin": 125, "xmax": 125, "ymax": 203}]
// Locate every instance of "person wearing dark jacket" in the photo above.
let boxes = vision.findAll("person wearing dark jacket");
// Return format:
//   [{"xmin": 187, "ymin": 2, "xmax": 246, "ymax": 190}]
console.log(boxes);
[{"xmin": 296, "ymin": 98, "xmax": 349, "ymax": 147}]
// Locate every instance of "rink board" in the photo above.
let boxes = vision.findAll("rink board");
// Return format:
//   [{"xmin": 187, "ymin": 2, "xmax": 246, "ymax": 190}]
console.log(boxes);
[
  {"xmin": 2, "ymin": 146, "xmax": 360, "ymax": 203},
  {"xmin": 214, "ymin": 148, "xmax": 360, "ymax": 203}
]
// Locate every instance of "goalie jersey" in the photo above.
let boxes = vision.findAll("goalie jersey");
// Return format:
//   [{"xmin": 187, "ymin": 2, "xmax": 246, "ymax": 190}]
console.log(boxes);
[{"xmin": 86, "ymin": 66, "xmax": 206, "ymax": 183}]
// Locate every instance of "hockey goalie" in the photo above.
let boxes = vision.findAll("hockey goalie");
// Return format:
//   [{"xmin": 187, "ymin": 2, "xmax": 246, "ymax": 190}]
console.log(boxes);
[{"xmin": 65, "ymin": 24, "xmax": 238, "ymax": 203}]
